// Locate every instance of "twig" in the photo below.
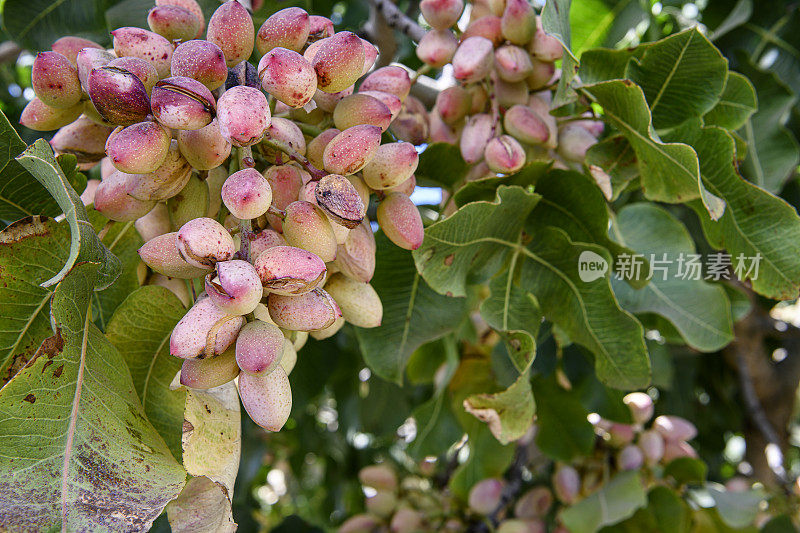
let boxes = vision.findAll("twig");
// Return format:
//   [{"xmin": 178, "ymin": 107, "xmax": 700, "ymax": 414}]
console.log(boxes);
[
  {"xmin": 467, "ymin": 443, "xmax": 530, "ymax": 532},
  {"xmin": 261, "ymin": 137, "xmax": 327, "ymax": 180},
  {"xmin": 367, "ymin": 0, "xmax": 427, "ymax": 41}
]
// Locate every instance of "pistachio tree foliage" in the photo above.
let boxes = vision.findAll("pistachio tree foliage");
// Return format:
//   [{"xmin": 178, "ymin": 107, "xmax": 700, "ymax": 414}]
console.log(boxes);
[{"xmin": 1, "ymin": 0, "xmax": 800, "ymax": 530}]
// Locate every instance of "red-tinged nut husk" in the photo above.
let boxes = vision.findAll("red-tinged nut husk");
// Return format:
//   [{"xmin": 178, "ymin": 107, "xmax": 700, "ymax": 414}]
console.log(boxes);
[
  {"xmin": 663, "ymin": 440, "xmax": 698, "ymax": 462},
  {"xmin": 263, "ymin": 164, "xmax": 303, "ymax": 231},
  {"xmin": 557, "ymin": 124, "xmax": 597, "ymax": 162},
  {"xmin": 76, "ymin": 48, "xmax": 114, "ymax": 92},
  {"xmin": 171, "ymin": 40, "xmax": 228, "ymax": 91},
  {"xmin": 312, "ymin": 31, "xmax": 366, "ymax": 94},
  {"xmin": 420, "ymin": 0, "xmax": 464, "ymax": 30},
  {"xmin": 334, "ymin": 220, "xmax": 376, "ymax": 283},
  {"xmin": 236, "ymin": 320, "xmax": 285, "ymax": 375},
  {"xmin": 307, "ymin": 128, "xmax": 341, "ymax": 168},
  {"xmin": 267, "ymin": 287, "xmax": 341, "ymax": 331},
  {"xmin": 126, "ymin": 140, "xmax": 193, "ymax": 201},
  {"xmin": 80, "ymin": 179, "xmax": 100, "ymax": 207},
  {"xmin": 462, "ymin": 16, "xmax": 504, "ymax": 46},
  {"xmin": 87, "ymin": 66, "xmax": 152, "ymax": 126},
  {"xmin": 256, "ymin": 7, "xmax": 310, "ymax": 55},
  {"xmin": 638, "ymin": 429, "xmax": 665, "ymax": 465},
  {"xmin": 453, "ymin": 36, "xmax": 494, "ymax": 82},
  {"xmin": 32, "ymin": 52, "xmax": 81, "ymax": 109},
  {"xmin": 390, "ymin": 509, "xmax": 424, "ymax": 533},
  {"xmin": 623, "ymin": 392, "xmax": 654, "ymax": 425},
  {"xmin": 495, "ymin": 45, "xmax": 534, "ymax": 82},
  {"xmin": 111, "ymin": 27, "xmax": 174, "ymax": 79},
  {"xmin": 50, "ymin": 116, "xmax": 112, "ymax": 164},
  {"xmin": 180, "ymin": 348, "xmax": 240, "ymax": 389},
  {"xmin": 390, "ymin": 96, "xmax": 429, "ymax": 145},
  {"xmin": 134, "ymin": 202, "xmax": 171, "ymax": 242},
  {"xmin": 358, "ymin": 90, "xmax": 402, "ymax": 120},
  {"xmin": 315, "ymin": 173, "xmax": 366, "ymax": 228},
  {"xmin": 468, "ymin": 478, "xmax": 505, "ymax": 515},
  {"xmin": 208, "ymin": 1, "xmax": 255, "ymax": 67},
  {"xmin": 221, "ymin": 168, "xmax": 273, "ymax": 220},
  {"xmin": 217, "ymin": 85, "xmax": 271, "ymax": 147},
  {"xmin": 167, "ymin": 174, "xmax": 210, "ymax": 230},
  {"xmin": 282, "ymin": 200, "xmax": 338, "ymax": 262},
  {"xmin": 108, "ymin": 57, "xmax": 159, "ymax": 97},
  {"xmin": 530, "ymin": 17, "xmax": 563, "ymax": 61},
  {"xmin": 333, "ymin": 93, "xmax": 392, "ymax": 132},
  {"xmin": 177, "ymin": 119, "xmax": 232, "ymax": 170},
  {"xmin": 362, "ymin": 142, "xmax": 419, "ymax": 190},
  {"xmin": 139, "ymin": 231, "xmax": 211, "ymax": 278},
  {"xmin": 300, "ymin": 181, "xmax": 350, "ymax": 244},
  {"xmin": 417, "ymin": 29, "xmax": 458, "ymax": 68},
  {"xmin": 324, "ymin": 273, "xmax": 382, "ymax": 328},
  {"xmin": 106, "ymin": 121, "xmax": 171, "ymax": 174},
  {"xmin": 428, "ymin": 110, "xmax": 458, "ymax": 144},
  {"xmin": 527, "ymin": 58, "xmax": 556, "ymax": 90},
  {"xmin": 361, "ymin": 39, "xmax": 379, "ymax": 75},
  {"xmin": 653, "ymin": 415, "xmax": 697, "ymax": 442},
  {"xmin": 147, "ymin": 4, "xmax": 203, "ymax": 42},
  {"xmin": 322, "ymin": 124, "xmax": 382, "ymax": 176},
  {"xmin": 460, "ymin": 113, "xmax": 494, "ymax": 163},
  {"xmin": 259, "ymin": 116, "xmax": 306, "ymax": 164},
  {"xmin": 151, "ymin": 76, "xmax": 217, "ymax": 131},
  {"xmin": 504, "ymin": 105, "xmax": 549, "ymax": 145},
  {"xmin": 552, "ymin": 464, "xmax": 580, "ymax": 504},
  {"xmin": 238, "ymin": 365, "xmax": 292, "ymax": 431},
  {"xmin": 386, "ymin": 174, "xmax": 416, "ymax": 196},
  {"xmin": 501, "ymin": 0, "xmax": 537, "ymax": 45},
  {"xmin": 339, "ymin": 515, "xmax": 383, "ymax": 533},
  {"xmin": 170, "ymin": 294, "xmax": 244, "ymax": 359},
  {"xmin": 205, "ymin": 259, "xmax": 262, "ymax": 315},
  {"xmin": 514, "ymin": 487, "xmax": 553, "ymax": 519},
  {"xmin": 51, "ymin": 36, "xmax": 103, "ymax": 65},
  {"xmin": 359, "ymin": 66, "xmax": 411, "ymax": 101},
  {"xmin": 94, "ymin": 171, "xmax": 157, "ymax": 222},
  {"xmin": 157, "ymin": 0, "xmax": 204, "ymax": 30},
  {"xmin": 101, "ymin": 157, "xmax": 116, "ymax": 180},
  {"xmin": 258, "ymin": 47, "xmax": 317, "ymax": 108},
  {"xmin": 485, "ymin": 135, "xmax": 526, "ymax": 173},
  {"xmin": 309, "ymin": 15, "xmax": 335, "ymax": 41},
  {"xmin": 377, "ymin": 192, "xmax": 424, "ymax": 250},
  {"xmin": 309, "ymin": 315, "xmax": 344, "ymax": 340},
  {"xmin": 435, "ymin": 86, "xmax": 471, "ymax": 125},
  {"xmin": 528, "ymin": 94, "xmax": 558, "ymax": 149},
  {"xmin": 255, "ymin": 245, "xmax": 327, "ymax": 295},
  {"xmin": 176, "ymin": 217, "xmax": 236, "ymax": 268},
  {"xmin": 313, "ymin": 86, "xmax": 354, "ymax": 113},
  {"xmin": 247, "ymin": 229, "xmax": 286, "ymax": 263}
]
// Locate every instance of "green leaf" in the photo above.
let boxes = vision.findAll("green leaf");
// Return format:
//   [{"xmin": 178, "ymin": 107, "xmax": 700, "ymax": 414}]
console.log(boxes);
[
  {"xmin": 560, "ymin": 471, "xmax": 647, "ymax": 533},
  {"xmin": 356, "ymin": 232, "xmax": 468, "ymax": 384},
  {"xmin": 603, "ymin": 486, "xmax": 691, "ymax": 533},
  {"xmin": 707, "ymin": 486, "xmax": 765, "ymax": 529},
  {"xmin": 675, "ymin": 124, "xmax": 800, "ymax": 299},
  {"xmin": 703, "ymin": 72, "xmax": 757, "ymax": 130},
  {"xmin": 663, "ymin": 457, "xmax": 707, "ymax": 485},
  {"xmin": 627, "ymin": 28, "xmax": 728, "ymax": 130},
  {"xmin": 414, "ymin": 143, "xmax": 469, "ymax": 189},
  {"xmin": 579, "ymin": 47, "xmax": 645, "ymax": 85},
  {"xmin": 16, "ymin": 139, "xmax": 120, "ymax": 289},
  {"xmin": 105, "ymin": 286, "xmax": 188, "ymax": 460},
  {"xmin": 0, "ymin": 216, "xmax": 68, "ymax": 384},
  {"xmin": 448, "ymin": 425, "xmax": 514, "ymax": 500},
  {"xmin": 532, "ymin": 374, "xmax": 594, "ymax": 461},
  {"xmin": 2, "ymin": 0, "xmax": 117, "ymax": 50},
  {"xmin": 541, "ymin": 0, "xmax": 579, "ymax": 109},
  {"xmin": 708, "ymin": 0, "xmax": 752, "ymax": 41},
  {"xmin": 463, "ymin": 372, "xmax": 534, "ymax": 444},
  {"xmin": 416, "ymin": 186, "xmax": 649, "ymax": 389},
  {"xmin": 571, "ymin": 0, "xmax": 648, "ymax": 54},
  {"xmin": 0, "ymin": 262, "xmax": 185, "ymax": 532},
  {"xmin": 409, "ymin": 393, "xmax": 464, "ymax": 460},
  {"xmin": 610, "ymin": 203, "xmax": 734, "ymax": 352},
  {"xmin": 582, "ymin": 80, "xmax": 725, "ymax": 220},
  {"xmin": 585, "ymin": 135, "xmax": 639, "ymax": 201},
  {"xmin": 453, "ymin": 161, "xmax": 549, "ymax": 207}
]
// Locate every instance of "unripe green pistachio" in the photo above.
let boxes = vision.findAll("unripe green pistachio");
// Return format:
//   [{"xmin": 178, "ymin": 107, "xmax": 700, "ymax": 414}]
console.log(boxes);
[
  {"xmin": 234, "ymin": 320, "xmax": 285, "ymax": 375},
  {"xmin": 468, "ymin": 478, "xmax": 505, "ymax": 515},
  {"xmin": 171, "ymin": 294, "xmax": 244, "ymax": 359},
  {"xmin": 497, "ymin": 519, "xmax": 545, "ymax": 533},
  {"xmin": 208, "ymin": 0, "xmax": 255, "ymax": 67},
  {"xmin": 135, "ymin": 202, "xmax": 171, "ymax": 242},
  {"xmin": 147, "ymin": 4, "xmax": 203, "ymax": 42},
  {"xmin": 177, "ymin": 119, "xmax": 232, "ymax": 171},
  {"xmin": 362, "ymin": 142, "xmax": 419, "ymax": 190},
  {"xmin": 496, "ymin": 78, "xmax": 529, "ymax": 107},
  {"xmin": 205, "ymin": 259, "xmax": 262, "ymax": 316},
  {"xmin": 139, "ymin": 231, "xmax": 212, "ymax": 278},
  {"xmin": 217, "ymin": 86, "xmax": 271, "ymax": 147},
  {"xmin": 453, "ymin": 37, "xmax": 494, "ymax": 83},
  {"xmin": 311, "ymin": 31, "xmax": 365, "ymax": 94},
  {"xmin": 51, "ymin": 36, "xmax": 103, "ymax": 65},
  {"xmin": 322, "ymin": 124, "xmax": 382, "ymax": 176},
  {"xmin": 263, "ymin": 164, "xmax": 303, "ymax": 231},
  {"xmin": 283, "ymin": 200, "xmax": 338, "ymax": 262},
  {"xmin": 324, "ymin": 273, "xmax": 382, "ymax": 328},
  {"xmin": 19, "ymin": 98, "xmax": 82, "ymax": 132},
  {"xmin": 180, "ymin": 347, "xmax": 240, "ymax": 389},
  {"xmin": 488, "ymin": 0, "xmax": 506, "ymax": 15},
  {"xmin": 206, "ymin": 166, "xmax": 228, "ymax": 218},
  {"xmin": 176, "ymin": 217, "xmax": 236, "ymax": 268},
  {"xmin": 346, "ymin": 175, "xmax": 371, "ymax": 208},
  {"xmin": 151, "ymin": 76, "xmax": 217, "ymax": 131},
  {"xmin": 111, "ymin": 27, "xmax": 174, "ymax": 78},
  {"xmin": 106, "ymin": 121, "xmax": 171, "ymax": 174},
  {"xmin": 126, "ymin": 140, "xmax": 193, "ymax": 201},
  {"xmin": 167, "ymin": 174, "xmax": 209, "ymax": 230},
  {"xmin": 258, "ymin": 47, "xmax": 317, "ymax": 108},
  {"xmin": 501, "ymin": 0, "xmax": 537, "ymax": 44},
  {"xmin": 365, "ymin": 491, "xmax": 396, "ymax": 518},
  {"xmin": 417, "ymin": 29, "xmax": 458, "ymax": 68},
  {"xmin": 94, "ymin": 171, "xmax": 157, "ymax": 222},
  {"xmin": 485, "ymin": 135, "xmax": 526, "ymax": 173},
  {"xmin": 149, "ymin": 273, "xmax": 192, "ymax": 307},
  {"xmin": 377, "ymin": 192, "xmax": 424, "ymax": 250},
  {"xmin": 50, "ymin": 116, "xmax": 112, "ymax": 165},
  {"xmin": 256, "ymin": 7, "xmax": 310, "ymax": 55},
  {"xmin": 171, "ymin": 40, "xmax": 229, "ymax": 91},
  {"xmin": 552, "ymin": 464, "xmax": 580, "ymax": 504},
  {"xmin": 333, "ymin": 93, "xmax": 392, "ymax": 132},
  {"xmin": 307, "ymin": 128, "xmax": 341, "ymax": 168},
  {"xmin": 315, "ymin": 173, "xmax": 366, "ymax": 228},
  {"xmin": 309, "ymin": 315, "xmax": 344, "ymax": 340},
  {"xmin": 359, "ymin": 66, "xmax": 411, "ymax": 101},
  {"xmin": 504, "ymin": 105, "xmax": 550, "ymax": 145},
  {"xmin": 279, "ymin": 338, "xmax": 298, "ymax": 374},
  {"xmin": 462, "ymin": 15, "xmax": 504, "ymax": 46},
  {"xmin": 267, "ymin": 287, "xmax": 341, "ymax": 331},
  {"xmin": 32, "ymin": 51, "xmax": 82, "ymax": 109}
]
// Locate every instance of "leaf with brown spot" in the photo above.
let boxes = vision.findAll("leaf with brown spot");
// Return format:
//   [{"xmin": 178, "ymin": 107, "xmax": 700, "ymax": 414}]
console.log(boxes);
[{"xmin": 0, "ymin": 262, "xmax": 186, "ymax": 532}]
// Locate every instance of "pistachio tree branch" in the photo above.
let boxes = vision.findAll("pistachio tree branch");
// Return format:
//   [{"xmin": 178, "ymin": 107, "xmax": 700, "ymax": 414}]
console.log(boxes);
[{"xmin": 368, "ymin": 0, "xmax": 427, "ymax": 42}]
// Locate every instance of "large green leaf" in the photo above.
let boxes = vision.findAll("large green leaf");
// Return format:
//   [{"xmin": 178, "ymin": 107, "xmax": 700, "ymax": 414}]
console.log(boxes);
[
  {"xmin": 582, "ymin": 80, "xmax": 725, "ymax": 220},
  {"xmin": 0, "ymin": 216, "xmax": 68, "ymax": 384},
  {"xmin": 610, "ymin": 203, "xmax": 734, "ymax": 352},
  {"xmin": 579, "ymin": 47, "xmax": 645, "ymax": 85},
  {"xmin": 571, "ymin": 0, "xmax": 648, "ymax": 54},
  {"xmin": 355, "ymin": 232, "xmax": 468, "ymax": 384},
  {"xmin": 414, "ymin": 143, "xmax": 469, "ymax": 189},
  {"xmin": 17, "ymin": 139, "xmax": 119, "ymax": 289},
  {"xmin": 448, "ymin": 425, "xmax": 514, "ymax": 500},
  {"xmin": 2, "ymin": 0, "xmax": 116, "ymax": 49},
  {"xmin": 453, "ymin": 161, "xmax": 549, "ymax": 207},
  {"xmin": 463, "ymin": 372, "xmax": 534, "ymax": 445},
  {"xmin": 560, "ymin": 471, "xmax": 647, "ymax": 533},
  {"xmin": 532, "ymin": 375, "xmax": 594, "ymax": 461},
  {"xmin": 541, "ymin": 0, "xmax": 579, "ymax": 109},
  {"xmin": 584, "ymin": 135, "xmax": 638, "ymax": 201},
  {"xmin": 0, "ymin": 262, "xmax": 185, "ymax": 532},
  {"xmin": 105, "ymin": 285, "xmax": 187, "ymax": 460},
  {"xmin": 702, "ymin": 72, "xmax": 757, "ymax": 131},
  {"xmin": 415, "ymin": 186, "xmax": 649, "ymax": 389},
  {"xmin": 627, "ymin": 28, "xmax": 728, "ymax": 130},
  {"xmin": 605, "ymin": 486, "xmax": 692, "ymax": 533}
]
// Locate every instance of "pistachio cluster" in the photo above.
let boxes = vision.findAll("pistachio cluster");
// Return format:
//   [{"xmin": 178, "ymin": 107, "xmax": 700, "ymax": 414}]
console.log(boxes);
[{"xmin": 24, "ymin": 0, "xmax": 425, "ymax": 432}]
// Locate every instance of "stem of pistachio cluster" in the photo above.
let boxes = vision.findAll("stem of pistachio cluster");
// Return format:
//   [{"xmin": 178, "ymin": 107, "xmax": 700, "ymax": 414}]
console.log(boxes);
[
  {"xmin": 238, "ymin": 145, "xmax": 255, "ymax": 169},
  {"xmin": 295, "ymin": 121, "xmax": 323, "ymax": 137},
  {"xmin": 411, "ymin": 64, "xmax": 432, "ymax": 85},
  {"xmin": 260, "ymin": 137, "xmax": 327, "ymax": 181},
  {"xmin": 268, "ymin": 205, "xmax": 286, "ymax": 220}
]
